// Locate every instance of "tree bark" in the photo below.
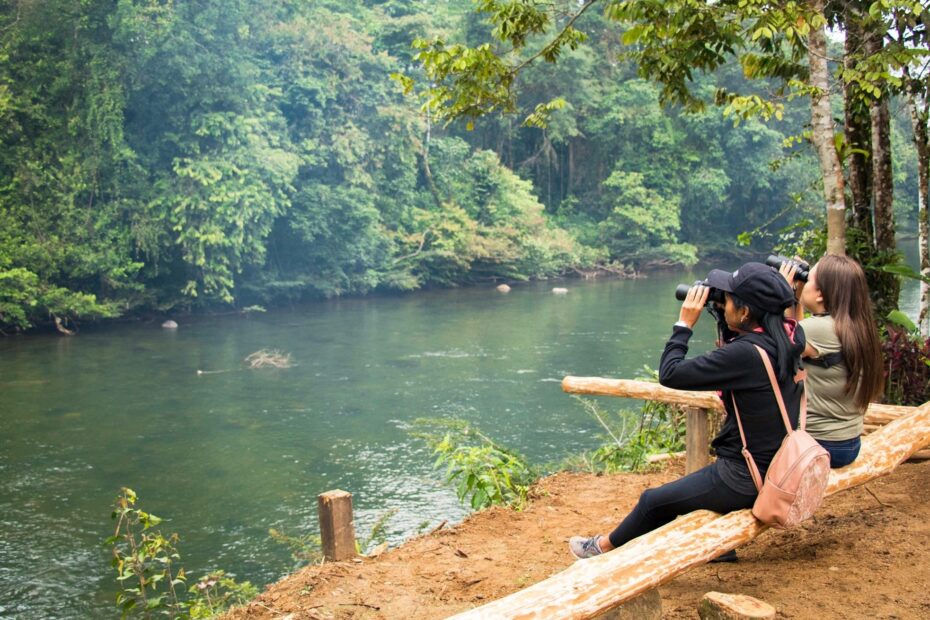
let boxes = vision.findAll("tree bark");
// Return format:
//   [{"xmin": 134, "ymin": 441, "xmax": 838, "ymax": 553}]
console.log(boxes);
[
  {"xmin": 568, "ymin": 140, "xmax": 575, "ymax": 198},
  {"xmin": 843, "ymin": 12, "xmax": 874, "ymax": 248},
  {"xmin": 862, "ymin": 30, "xmax": 900, "ymax": 317},
  {"xmin": 808, "ymin": 2, "xmax": 847, "ymax": 255},
  {"xmin": 867, "ymin": 35, "xmax": 896, "ymax": 255},
  {"xmin": 418, "ymin": 113, "xmax": 444, "ymax": 209},
  {"xmin": 318, "ymin": 490, "xmax": 357, "ymax": 562},
  {"xmin": 684, "ymin": 406, "xmax": 711, "ymax": 474},
  {"xmin": 905, "ymin": 82, "xmax": 930, "ymax": 336}
]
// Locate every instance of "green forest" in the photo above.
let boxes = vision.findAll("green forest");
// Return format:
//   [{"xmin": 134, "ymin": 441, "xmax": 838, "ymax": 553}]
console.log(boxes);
[{"xmin": 0, "ymin": 0, "xmax": 922, "ymax": 332}]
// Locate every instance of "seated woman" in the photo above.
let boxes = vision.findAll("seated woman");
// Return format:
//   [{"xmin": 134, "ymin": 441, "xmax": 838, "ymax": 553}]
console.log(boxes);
[
  {"xmin": 570, "ymin": 262, "xmax": 805, "ymax": 559},
  {"xmin": 780, "ymin": 255, "xmax": 884, "ymax": 468}
]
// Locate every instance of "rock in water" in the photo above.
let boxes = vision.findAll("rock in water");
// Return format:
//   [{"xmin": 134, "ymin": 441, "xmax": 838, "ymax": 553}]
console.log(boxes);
[
  {"xmin": 496, "ymin": 284, "xmax": 511, "ymax": 293},
  {"xmin": 161, "ymin": 320, "xmax": 178, "ymax": 329},
  {"xmin": 552, "ymin": 287, "xmax": 568, "ymax": 294}
]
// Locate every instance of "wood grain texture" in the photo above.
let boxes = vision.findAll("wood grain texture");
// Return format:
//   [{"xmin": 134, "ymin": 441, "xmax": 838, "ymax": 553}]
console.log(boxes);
[
  {"xmin": 561, "ymin": 377, "xmax": 911, "ymax": 427},
  {"xmin": 447, "ymin": 401, "xmax": 930, "ymax": 620},
  {"xmin": 318, "ymin": 490, "xmax": 357, "ymax": 562},
  {"xmin": 684, "ymin": 406, "xmax": 710, "ymax": 474}
]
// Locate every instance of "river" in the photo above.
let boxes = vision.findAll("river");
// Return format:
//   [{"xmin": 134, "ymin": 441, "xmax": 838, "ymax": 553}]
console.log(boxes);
[{"xmin": 0, "ymin": 258, "xmax": 920, "ymax": 618}]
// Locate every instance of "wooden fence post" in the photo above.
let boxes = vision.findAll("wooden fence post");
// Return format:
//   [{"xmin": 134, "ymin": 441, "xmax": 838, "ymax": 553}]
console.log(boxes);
[
  {"xmin": 318, "ymin": 489, "xmax": 357, "ymax": 561},
  {"xmin": 685, "ymin": 407, "xmax": 710, "ymax": 474}
]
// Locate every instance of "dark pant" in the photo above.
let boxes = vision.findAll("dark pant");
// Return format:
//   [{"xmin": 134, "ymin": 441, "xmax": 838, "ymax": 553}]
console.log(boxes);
[
  {"xmin": 817, "ymin": 436, "xmax": 861, "ymax": 468},
  {"xmin": 607, "ymin": 463, "xmax": 757, "ymax": 549}
]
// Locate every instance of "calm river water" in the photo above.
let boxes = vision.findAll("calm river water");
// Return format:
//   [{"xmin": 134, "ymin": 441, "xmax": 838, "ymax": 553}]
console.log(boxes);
[{"xmin": 0, "ymin": 260, "xmax": 920, "ymax": 618}]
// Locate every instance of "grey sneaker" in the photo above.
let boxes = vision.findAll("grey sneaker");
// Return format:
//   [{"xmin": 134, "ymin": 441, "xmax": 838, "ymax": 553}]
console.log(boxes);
[{"xmin": 569, "ymin": 535, "xmax": 604, "ymax": 559}]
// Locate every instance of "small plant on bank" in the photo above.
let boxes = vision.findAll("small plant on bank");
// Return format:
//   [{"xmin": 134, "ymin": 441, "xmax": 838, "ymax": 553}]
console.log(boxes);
[
  {"xmin": 411, "ymin": 418, "xmax": 538, "ymax": 510},
  {"xmin": 357, "ymin": 508, "xmax": 398, "ymax": 554},
  {"xmin": 107, "ymin": 488, "xmax": 255, "ymax": 619},
  {"xmin": 188, "ymin": 572, "xmax": 257, "ymax": 620},
  {"xmin": 108, "ymin": 488, "xmax": 187, "ymax": 618},
  {"xmin": 268, "ymin": 528, "xmax": 323, "ymax": 568}
]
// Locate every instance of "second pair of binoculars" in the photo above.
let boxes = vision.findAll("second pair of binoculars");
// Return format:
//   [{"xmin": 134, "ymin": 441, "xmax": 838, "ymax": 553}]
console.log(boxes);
[{"xmin": 674, "ymin": 255, "xmax": 810, "ymax": 302}]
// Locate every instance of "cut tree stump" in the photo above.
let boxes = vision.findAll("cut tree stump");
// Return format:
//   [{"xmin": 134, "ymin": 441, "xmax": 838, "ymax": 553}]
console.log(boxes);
[
  {"xmin": 698, "ymin": 591, "xmax": 776, "ymax": 620},
  {"xmin": 593, "ymin": 588, "xmax": 661, "ymax": 619}
]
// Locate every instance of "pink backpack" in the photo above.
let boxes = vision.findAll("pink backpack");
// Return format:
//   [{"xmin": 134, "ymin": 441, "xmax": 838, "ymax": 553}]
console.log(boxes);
[{"xmin": 731, "ymin": 345, "xmax": 831, "ymax": 529}]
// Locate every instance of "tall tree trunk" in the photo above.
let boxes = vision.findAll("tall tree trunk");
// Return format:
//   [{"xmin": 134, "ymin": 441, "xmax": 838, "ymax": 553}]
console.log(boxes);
[
  {"xmin": 568, "ymin": 140, "xmax": 574, "ymax": 198},
  {"xmin": 906, "ymin": 86, "xmax": 930, "ymax": 335},
  {"xmin": 809, "ymin": 2, "xmax": 847, "ymax": 256},
  {"xmin": 868, "ymin": 41, "xmax": 896, "ymax": 254},
  {"xmin": 843, "ymin": 12, "xmax": 874, "ymax": 248},
  {"xmin": 865, "ymin": 30, "xmax": 900, "ymax": 317},
  {"xmin": 420, "ymin": 113, "xmax": 443, "ymax": 209}
]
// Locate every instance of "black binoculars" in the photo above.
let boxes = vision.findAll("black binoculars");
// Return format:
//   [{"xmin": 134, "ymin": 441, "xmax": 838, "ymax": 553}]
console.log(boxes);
[
  {"xmin": 674, "ymin": 281, "xmax": 726, "ymax": 304},
  {"xmin": 674, "ymin": 255, "xmax": 809, "ymax": 304},
  {"xmin": 764, "ymin": 254, "xmax": 809, "ymax": 282}
]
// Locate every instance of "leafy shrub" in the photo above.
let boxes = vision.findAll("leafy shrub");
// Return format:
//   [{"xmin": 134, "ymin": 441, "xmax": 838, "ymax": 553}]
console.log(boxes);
[
  {"xmin": 564, "ymin": 367, "xmax": 687, "ymax": 474},
  {"xmin": 0, "ymin": 267, "xmax": 120, "ymax": 332},
  {"xmin": 882, "ymin": 321, "xmax": 930, "ymax": 406},
  {"xmin": 411, "ymin": 418, "xmax": 537, "ymax": 510},
  {"xmin": 107, "ymin": 488, "xmax": 256, "ymax": 619},
  {"xmin": 108, "ymin": 488, "xmax": 187, "ymax": 618}
]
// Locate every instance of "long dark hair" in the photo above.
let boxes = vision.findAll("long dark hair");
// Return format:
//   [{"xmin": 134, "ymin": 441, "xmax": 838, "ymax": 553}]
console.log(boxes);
[
  {"xmin": 815, "ymin": 255, "xmax": 884, "ymax": 409},
  {"xmin": 730, "ymin": 295, "xmax": 799, "ymax": 383}
]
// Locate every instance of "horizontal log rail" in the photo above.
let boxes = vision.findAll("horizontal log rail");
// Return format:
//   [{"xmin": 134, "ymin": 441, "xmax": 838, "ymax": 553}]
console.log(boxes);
[
  {"xmin": 446, "ymin": 401, "xmax": 930, "ymax": 619},
  {"xmin": 561, "ymin": 376, "xmax": 914, "ymax": 428}
]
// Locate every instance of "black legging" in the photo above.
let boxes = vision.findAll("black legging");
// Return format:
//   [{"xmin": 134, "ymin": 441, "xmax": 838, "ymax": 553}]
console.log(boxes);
[{"xmin": 607, "ymin": 462, "xmax": 757, "ymax": 548}]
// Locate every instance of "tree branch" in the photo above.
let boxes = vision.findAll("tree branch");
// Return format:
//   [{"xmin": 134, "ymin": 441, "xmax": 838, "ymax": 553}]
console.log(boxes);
[{"xmin": 510, "ymin": 0, "xmax": 602, "ymax": 75}]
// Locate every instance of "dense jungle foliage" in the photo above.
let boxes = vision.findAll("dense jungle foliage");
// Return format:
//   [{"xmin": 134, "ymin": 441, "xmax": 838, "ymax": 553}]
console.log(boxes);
[{"xmin": 0, "ymin": 0, "xmax": 920, "ymax": 331}]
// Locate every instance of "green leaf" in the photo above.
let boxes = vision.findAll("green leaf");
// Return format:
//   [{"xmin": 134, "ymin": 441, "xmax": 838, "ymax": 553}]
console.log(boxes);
[
  {"xmin": 887, "ymin": 310, "xmax": 916, "ymax": 333},
  {"xmin": 883, "ymin": 264, "xmax": 930, "ymax": 284}
]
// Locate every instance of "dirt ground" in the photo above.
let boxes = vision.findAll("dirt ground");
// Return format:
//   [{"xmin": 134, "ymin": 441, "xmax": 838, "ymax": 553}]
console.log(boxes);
[{"xmin": 225, "ymin": 458, "xmax": 930, "ymax": 619}]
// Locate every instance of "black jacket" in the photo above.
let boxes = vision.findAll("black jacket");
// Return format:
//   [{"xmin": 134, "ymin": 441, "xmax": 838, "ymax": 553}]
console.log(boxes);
[{"xmin": 659, "ymin": 324, "xmax": 806, "ymax": 483}]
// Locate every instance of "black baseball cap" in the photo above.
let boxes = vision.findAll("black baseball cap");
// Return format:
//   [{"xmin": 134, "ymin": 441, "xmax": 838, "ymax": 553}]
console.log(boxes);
[{"xmin": 705, "ymin": 262, "xmax": 795, "ymax": 314}]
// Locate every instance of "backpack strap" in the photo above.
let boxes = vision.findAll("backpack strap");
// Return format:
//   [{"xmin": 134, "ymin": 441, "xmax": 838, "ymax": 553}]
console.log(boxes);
[
  {"xmin": 730, "ymin": 344, "xmax": 807, "ymax": 492},
  {"xmin": 730, "ymin": 393, "xmax": 765, "ymax": 492},
  {"xmin": 753, "ymin": 345, "xmax": 800, "ymax": 433},
  {"xmin": 804, "ymin": 351, "xmax": 844, "ymax": 369}
]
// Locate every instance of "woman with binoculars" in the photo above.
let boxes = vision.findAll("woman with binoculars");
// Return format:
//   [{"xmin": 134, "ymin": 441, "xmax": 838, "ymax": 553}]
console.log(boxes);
[
  {"xmin": 779, "ymin": 255, "xmax": 884, "ymax": 468},
  {"xmin": 570, "ymin": 262, "xmax": 805, "ymax": 559}
]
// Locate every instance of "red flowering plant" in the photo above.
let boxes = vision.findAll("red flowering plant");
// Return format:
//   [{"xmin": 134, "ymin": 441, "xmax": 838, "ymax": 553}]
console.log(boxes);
[{"xmin": 882, "ymin": 311, "xmax": 930, "ymax": 407}]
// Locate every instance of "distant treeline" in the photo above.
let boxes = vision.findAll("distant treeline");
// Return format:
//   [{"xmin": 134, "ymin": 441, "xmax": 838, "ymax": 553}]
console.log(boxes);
[{"xmin": 0, "ymin": 1, "xmax": 919, "ymax": 331}]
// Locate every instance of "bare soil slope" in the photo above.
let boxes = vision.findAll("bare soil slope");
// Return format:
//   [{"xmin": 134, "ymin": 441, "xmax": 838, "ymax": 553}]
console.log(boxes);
[{"xmin": 225, "ymin": 459, "xmax": 930, "ymax": 619}]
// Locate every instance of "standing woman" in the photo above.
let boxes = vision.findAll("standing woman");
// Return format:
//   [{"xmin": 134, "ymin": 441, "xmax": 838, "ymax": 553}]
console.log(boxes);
[
  {"xmin": 780, "ymin": 255, "xmax": 884, "ymax": 468},
  {"xmin": 570, "ymin": 263, "xmax": 805, "ymax": 559}
]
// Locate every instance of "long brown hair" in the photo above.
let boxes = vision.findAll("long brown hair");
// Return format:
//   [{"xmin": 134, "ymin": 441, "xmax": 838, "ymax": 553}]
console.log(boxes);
[{"xmin": 815, "ymin": 255, "xmax": 884, "ymax": 409}]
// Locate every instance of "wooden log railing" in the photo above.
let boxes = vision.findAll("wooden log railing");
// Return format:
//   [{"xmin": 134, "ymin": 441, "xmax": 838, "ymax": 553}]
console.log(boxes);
[
  {"xmin": 562, "ymin": 376, "xmax": 918, "ymax": 473},
  {"xmin": 446, "ymin": 400, "xmax": 930, "ymax": 619}
]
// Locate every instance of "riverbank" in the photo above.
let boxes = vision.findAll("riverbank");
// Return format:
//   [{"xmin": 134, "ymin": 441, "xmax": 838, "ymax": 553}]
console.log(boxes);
[
  {"xmin": 8, "ymin": 265, "xmax": 649, "ymax": 336},
  {"xmin": 224, "ymin": 457, "xmax": 930, "ymax": 619}
]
